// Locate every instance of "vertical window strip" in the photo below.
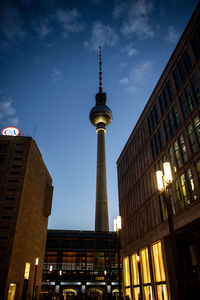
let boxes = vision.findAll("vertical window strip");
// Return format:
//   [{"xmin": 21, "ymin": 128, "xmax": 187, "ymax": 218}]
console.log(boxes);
[
  {"xmin": 180, "ymin": 174, "xmax": 189, "ymax": 206},
  {"xmin": 179, "ymin": 93, "xmax": 189, "ymax": 119},
  {"xmin": 191, "ymin": 35, "xmax": 200, "ymax": 60},
  {"xmin": 186, "ymin": 168, "xmax": 196, "ymax": 202},
  {"xmin": 163, "ymin": 87, "xmax": 169, "ymax": 108},
  {"xmin": 169, "ymin": 146, "xmax": 177, "ymax": 173},
  {"xmin": 164, "ymin": 119, "xmax": 171, "ymax": 142},
  {"xmin": 174, "ymin": 140, "xmax": 183, "ymax": 168},
  {"xmin": 185, "ymin": 85, "xmax": 195, "ymax": 111},
  {"xmin": 167, "ymin": 80, "xmax": 174, "ymax": 101},
  {"xmin": 159, "ymin": 95, "xmax": 166, "ymax": 115},
  {"xmin": 182, "ymin": 50, "xmax": 192, "ymax": 73},
  {"xmin": 179, "ymin": 134, "xmax": 188, "ymax": 163},
  {"xmin": 191, "ymin": 76, "xmax": 200, "ymax": 103},
  {"xmin": 172, "ymin": 105, "xmax": 180, "ymax": 129},
  {"xmin": 178, "ymin": 59, "xmax": 187, "ymax": 82},
  {"xmin": 196, "ymin": 160, "xmax": 200, "ymax": 181},
  {"xmin": 154, "ymin": 103, "xmax": 159, "ymax": 122},
  {"xmin": 175, "ymin": 179, "xmax": 184, "ymax": 211},
  {"xmin": 173, "ymin": 68, "xmax": 181, "ymax": 90},
  {"xmin": 168, "ymin": 112, "xmax": 175, "ymax": 136},
  {"xmin": 187, "ymin": 123, "xmax": 198, "ymax": 153},
  {"xmin": 193, "ymin": 115, "xmax": 200, "ymax": 145},
  {"xmin": 123, "ymin": 257, "xmax": 131, "ymax": 287},
  {"xmin": 158, "ymin": 127, "xmax": 164, "ymax": 149}
]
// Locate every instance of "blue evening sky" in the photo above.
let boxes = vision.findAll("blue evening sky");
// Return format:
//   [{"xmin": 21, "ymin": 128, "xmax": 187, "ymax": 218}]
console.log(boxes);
[{"xmin": 0, "ymin": 0, "xmax": 199, "ymax": 230}]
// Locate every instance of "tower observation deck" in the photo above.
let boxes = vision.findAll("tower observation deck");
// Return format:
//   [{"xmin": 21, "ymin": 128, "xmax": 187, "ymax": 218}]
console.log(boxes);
[{"xmin": 89, "ymin": 47, "xmax": 112, "ymax": 232}]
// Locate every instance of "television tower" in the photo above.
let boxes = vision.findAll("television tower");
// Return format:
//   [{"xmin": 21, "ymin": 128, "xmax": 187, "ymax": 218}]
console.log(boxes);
[{"xmin": 89, "ymin": 47, "xmax": 113, "ymax": 231}]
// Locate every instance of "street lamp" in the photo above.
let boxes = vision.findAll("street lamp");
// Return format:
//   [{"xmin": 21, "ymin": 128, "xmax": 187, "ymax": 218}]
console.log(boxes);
[
  {"xmin": 32, "ymin": 258, "xmax": 39, "ymax": 300},
  {"xmin": 156, "ymin": 162, "xmax": 179, "ymax": 300},
  {"xmin": 114, "ymin": 216, "xmax": 122, "ymax": 300}
]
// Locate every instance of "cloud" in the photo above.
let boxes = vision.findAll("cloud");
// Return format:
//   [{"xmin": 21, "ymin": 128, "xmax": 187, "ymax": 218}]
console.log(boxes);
[
  {"xmin": 114, "ymin": 0, "xmax": 155, "ymax": 39},
  {"xmin": 121, "ymin": 44, "xmax": 138, "ymax": 56},
  {"xmin": 119, "ymin": 78, "xmax": 129, "ymax": 84},
  {"xmin": 0, "ymin": 2, "xmax": 26, "ymax": 42},
  {"xmin": 121, "ymin": 59, "xmax": 154, "ymax": 94},
  {"xmin": 34, "ymin": 19, "xmax": 52, "ymax": 39},
  {"xmin": 56, "ymin": 8, "xmax": 84, "ymax": 38},
  {"xmin": 51, "ymin": 69, "xmax": 63, "ymax": 81},
  {"xmin": 0, "ymin": 94, "xmax": 19, "ymax": 126},
  {"xmin": 84, "ymin": 21, "xmax": 118, "ymax": 50},
  {"xmin": 164, "ymin": 26, "xmax": 179, "ymax": 44}
]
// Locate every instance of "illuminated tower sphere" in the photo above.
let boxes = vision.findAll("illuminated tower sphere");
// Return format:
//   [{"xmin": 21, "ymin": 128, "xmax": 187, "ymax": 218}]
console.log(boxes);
[{"xmin": 89, "ymin": 47, "xmax": 112, "ymax": 231}]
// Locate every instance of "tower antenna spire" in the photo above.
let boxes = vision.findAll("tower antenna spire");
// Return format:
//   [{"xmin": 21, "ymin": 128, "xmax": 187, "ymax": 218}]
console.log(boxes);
[{"xmin": 99, "ymin": 46, "xmax": 103, "ymax": 92}]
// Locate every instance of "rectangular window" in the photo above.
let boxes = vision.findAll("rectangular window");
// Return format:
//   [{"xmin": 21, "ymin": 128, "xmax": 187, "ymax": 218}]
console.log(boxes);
[
  {"xmin": 0, "ymin": 157, "xmax": 4, "ymax": 165},
  {"xmin": 151, "ymin": 109, "xmax": 156, "ymax": 129},
  {"xmin": 163, "ymin": 119, "xmax": 171, "ymax": 142},
  {"xmin": 191, "ymin": 76, "xmax": 200, "ymax": 103},
  {"xmin": 151, "ymin": 138, "xmax": 157, "ymax": 159},
  {"xmin": 159, "ymin": 95, "xmax": 165, "ymax": 115},
  {"xmin": 169, "ymin": 187, "xmax": 175, "ymax": 215},
  {"xmin": 154, "ymin": 103, "xmax": 159, "ymax": 123},
  {"xmin": 130, "ymin": 253, "xmax": 139, "ymax": 285},
  {"xmin": 173, "ymin": 68, "xmax": 181, "ymax": 90},
  {"xmin": 155, "ymin": 133, "xmax": 160, "ymax": 154},
  {"xmin": 158, "ymin": 127, "xmax": 164, "ymax": 149},
  {"xmin": 7, "ymin": 283, "xmax": 16, "ymax": 300},
  {"xmin": 169, "ymin": 146, "xmax": 177, "ymax": 173},
  {"xmin": 182, "ymin": 50, "xmax": 192, "ymax": 72},
  {"xmin": 193, "ymin": 115, "xmax": 200, "ymax": 145},
  {"xmin": 178, "ymin": 59, "xmax": 186, "ymax": 82},
  {"xmin": 13, "ymin": 157, "xmax": 22, "ymax": 161},
  {"xmin": 187, "ymin": 123, "xmax": 198, "ymax": 153},
  {"xmin": 179, "ymin": 135, "xmax": 188, "ymax": 163},
  {"xmin": 175, "ymin": 180, "xmax": 184, "ymax": 211},
  {"xmin": 172, "ymin": 105, "xmax": 180, "ymax": 129},
  {"xmin": 180, "ymin": 93, "xmax": 189, "ymax": 119},
  {"xmin": 163, "ymin": 88, "xmax": 169, "ymax": 109},
  {"xmin": 180, "ymin": 174, "xmax": 189, "ymax": 206},
  {"xmin": 186, "ymin": 168, "xmax": 196, "ymax": 203},
  {"xmin": 151, "ymin": 242, "xmax": 166, "ymax": 282},
  {"xmin": 148, "ymin": 116, "xmax": 153, "ymax": 134},
  {"xmin": 185, "ymin": 85, "xmax": 195, "ymax": 111},
  {"xmin": 0, "ymin": 144, "xmax": 8, "ymax": 151},
  {"xmin": 159, "ymin": 194, "xmax": 167, "ymax": 221},
  {"xmin": 196, "ymin": 160, "xmax": 200, "ymax": 181},
  {"xmin": 123, "ymin": 257, "xmax": 130, "ymax": 287},
  {"xmin": 24, "ymin": 262, "xmax": 31, "ymax": 279},
  {"xmin": 167, "ymin": 80, "xmax": 174, "ymax": 101},
  {"xmin": 168, "ymin": 112, "xmax": 175, "ymax": 136},
  {"xmin": 191, "ymin": 35, "xmax": 200, "ymax": 60},
  {"xmin": 140, "ymin": 248, "xmax": 151, "ymax": 284},
  {"xmin": 174, "ymin": 140, "xmax": 182, "ymax": 168}
]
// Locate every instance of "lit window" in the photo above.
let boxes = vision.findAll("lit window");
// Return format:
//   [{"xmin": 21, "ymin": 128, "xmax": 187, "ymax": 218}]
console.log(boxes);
[
  {"xmin": 7, "ymin": 283, "xmax": 16, "ymax": 300},
  {"xmin": 175, "ymin": 180, "xmax": 184, "ymax": 211},
  {"xmin": 193, "ymin": 115, "xmax": 200, "ymax": 145},
  {"xmin": 186, "ymin": 169, "xmax": 196, "ymax": 203},
  {"xmin": 180, "ymin": 174, "xmax": 189, "ymax": 206},
  {"xmin": 174, "ymin": 140, "xmax": 182, "ymax": 168},
  {"xmin": 152, "ymin": 241, "xmax": 169, "ymax": 300},
  {"xmin": 24, "ymin": 262, "xmax": 30, "ymax": 279},
  {"xmin": 130, "ymin": 253, "xmax": 139, "ymax": 285},
  {"xmin": 169, "ymin": 146, "xmax": 177, "ymax": 173},
  {"xmin": 179, "ymin": 135, "xmax": 188, "ymax": 163},
  {"xmin": 140, "ymin": 248, "xmax": 151, "ymax": 284},
  {"xmin": 123, "ymin": 256, "xmax": 130, "ymax": 287}
]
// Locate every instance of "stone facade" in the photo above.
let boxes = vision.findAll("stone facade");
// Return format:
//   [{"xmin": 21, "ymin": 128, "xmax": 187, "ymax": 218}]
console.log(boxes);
[{"xmin": 0, "ymin": 136, "xmax": 53, "ymax": 300}]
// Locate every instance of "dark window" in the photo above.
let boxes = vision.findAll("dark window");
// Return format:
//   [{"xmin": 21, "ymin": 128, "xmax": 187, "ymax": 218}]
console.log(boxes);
[
  {"xmin": 10, "ymin": 172, "xmax": 20, "ymax": 175},
  {"xmin": 191, "ymin": 76, "xmax": 200, "ymax": 103},
  {"xmin": 8, "ymin": 180, "xmax": 18, "ymax": 183},
  {"xmin": 167, "ymin": 80, "xmax": 174, "ymax": 101},
  {"xmin": 178, "ymin": 59, "xmax": 186, "ymax": 82},
  {"xmin": 154, "ymin": 133, "xmax": 160, "ymax": 154},
  {"xmin": 0, "ymin": 144, "xmax": 8, "ymax": 151},
  {"xmin": 0, "ymin": 157, "xmax": 4, "ymax": 165},
  {"xmin": 191, "ymin": 35, "xmax": 200, "ymax": 60},
  {"xmin": 159, "ymin": 95, "xmax": 165, "ymax": 115},
  {"xmin": 0, "ymin": 226, "xmax": 9, "ymax": 229},
  {"xmin": 158, "ymin": 127, "xmax": 164, "ymax": 149},
  {"xmin": 168, "ymin": 112, "xmax": 175, "ymax": 136},
  {"xmin": 182, "ymin": 50, "xmax": 192, "ymax": 72},
  {"xmin": 3, "ymin": 206, "xmax": 13, "ymax": 210},
  {"xmin": 5, "ymin": 197, "xmax": 15, "ymax": 200},
  {"xmin": 15, "ymin": 150, "xmax": 24, "ymax": 154},
  {"xmin": 0, "ymin": 236, "xmax": 8, "ymax": 240},
  {"xmin": 154, "ymin": 103, "xmax": 159, "ymax": 122},
  {"xmin": 148, "ymin": 116, "xmax": 153, "ymax": 134},
  {"xmin": 151, "ymin": 109, "xmax": 156, "ymax": 128},
  {"xmin": 16, "ymin": 143, "xmax": 25, "ymax": 146},
  {"xmin": 13, "ymin": 158, "xmax": 22, "ymax": 161},
  {"xmin": 163, "ymin": 119, "xmax": 171, "ymax": 142},
  {"xmin": 151, "ymin": 138, "xmax": 157, "ymax": 159},
  {"xmin": 7, "ymin": 188, "xmax": 17, "ymax": 192},
  {"xmin": 185, "ymin": 85, "xmax": 195, "ymax": 111},
  {"xmin": 179, "ymin": 93, "xmax": 189, "ymax": 119},
  {"xmin": 12, "ymin": 165, "xmax": 21, "ymax": 168},
  {"xmin": 1, "ymin": 216, "xmax": 11, "ymax": 219},
  {"xmin": 163, "ymin": 87, "xmax": 169, "ymax": 108},
  {"xmin": 172, "ymin": 105, "xmax": 180, "ymax": 129},
  {"xmin": 173, "ymin": 68, "xmax": 181, "ymax": 90},
  {"xmin": 175, "ymin": 179, "xmax": 184, "ymax": 211}
]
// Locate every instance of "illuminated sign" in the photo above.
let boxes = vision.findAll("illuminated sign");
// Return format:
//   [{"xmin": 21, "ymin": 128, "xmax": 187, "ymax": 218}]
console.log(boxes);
[{"xmin": 1, "ymin": 127, "xmax": 20, "ymax": 136}]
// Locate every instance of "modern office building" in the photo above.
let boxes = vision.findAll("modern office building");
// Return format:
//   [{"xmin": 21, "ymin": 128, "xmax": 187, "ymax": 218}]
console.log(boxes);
[
  {"xmin": 0, "ymin": 135, "xmax": 53, "ymax": 300},
  {"xmin": 117, "ymin": 3, "xmax": 200, "ymax": 300},
  {"xmin": 41, "ymin": 230, "xmax": 119, "ymax": 299}
]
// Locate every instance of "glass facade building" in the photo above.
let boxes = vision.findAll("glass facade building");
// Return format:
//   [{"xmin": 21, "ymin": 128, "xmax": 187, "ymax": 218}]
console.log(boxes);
[{"xmin": 117, "ymin": 3, "xmax": 200, "ymax": 300}]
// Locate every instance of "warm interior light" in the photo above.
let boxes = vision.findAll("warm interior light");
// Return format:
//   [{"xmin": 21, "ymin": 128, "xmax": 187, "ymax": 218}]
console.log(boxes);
[
  {"xmin": 114, "ymin": 216, "xmax": 121, "ymax": 232},
  {"xmin": 59, "ymin": 270, "xmax": 62, "ymax": 276},
  {"xmin": 50, "ymin": 265, "xmax": 53, "ymax": 272},
  {"xmin": 24, "ymin": 262, "xmax": 30, "ymax": 279},
  {"xmin": 104, "ymin": 270, "xmax": 107, "ymax": 276},
  {"xmin": 163, "ymin": 162, "xmax": 172, "ymax": 184},
  {"xmin": 35, "ymin": 258, "xmax": 39, "ymax": 265},
  {"xmin": 137, "ymin": 255, "xmax": 140, "ymax": 262},
  {"xmin": 156, "ymin": 171, "xmax": 164, "ymax": 191}
]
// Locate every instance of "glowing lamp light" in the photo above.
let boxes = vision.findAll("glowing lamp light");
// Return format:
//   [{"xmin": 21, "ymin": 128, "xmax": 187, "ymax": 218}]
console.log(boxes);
[
  {"xmin": 163, "ymin": 162, "xmax": 173, "ymax": 184},
  {"xmin": 59, "ymin": 270, "xmax": 62, "ymax": 276},
  {"xmin": 156, "ymin": 170, "xmax": 164, "ymax": 191},
  {"xmin": 35, "ymin": 258, "xmax": 39, "ymax": 265},
  {"xmin": 137, "ymin": 255, "xmax": 140, "ymax": 262},
  {"xmin": 114, "ymin": 216, "xmax": 122, "ymax": 232},
  {"xmin": 50, "ymin": 265, "xmax": 53, "ymax": 272},
  {"xmin": 104, "ymin": 270, "xmax": 107, "ymax": 276},
  {"xmin": 1, "ymin": 127, "xmax": 20, "ymax": 136}
]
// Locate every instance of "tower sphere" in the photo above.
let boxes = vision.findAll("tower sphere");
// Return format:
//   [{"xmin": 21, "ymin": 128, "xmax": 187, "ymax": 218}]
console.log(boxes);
[{"xmin": 89, "ymin": 101, "xmax": 113, "ymax": 127}]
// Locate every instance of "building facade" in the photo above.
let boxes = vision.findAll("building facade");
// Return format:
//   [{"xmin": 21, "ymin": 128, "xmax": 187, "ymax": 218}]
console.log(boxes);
[
  {"xmin": 0, "ymin": 135, "xmax": 53, "ymax": 300},
  {"xmin": 41, "ymin": 230, "xmax": 120, "ymax": 300},
  {"xmin": 117, "ymin": 3, "xmax": 200, "ymax": 300}
]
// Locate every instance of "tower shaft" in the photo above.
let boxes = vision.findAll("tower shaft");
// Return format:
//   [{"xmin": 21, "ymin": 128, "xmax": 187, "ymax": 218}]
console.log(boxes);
[{"xmin": 95, "ymin": 128, "xmax": 109, "ymax": 231}]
